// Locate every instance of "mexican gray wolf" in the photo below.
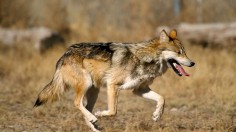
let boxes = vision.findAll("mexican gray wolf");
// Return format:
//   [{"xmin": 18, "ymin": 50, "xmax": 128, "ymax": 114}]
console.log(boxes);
[{"xmin": 34, "ymin": 29, "xmax": 195, "ymax": 132}]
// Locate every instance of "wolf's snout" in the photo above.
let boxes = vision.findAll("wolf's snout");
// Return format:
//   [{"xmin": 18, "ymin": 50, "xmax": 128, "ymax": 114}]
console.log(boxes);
[{"xmin": 189, "ymin": 62, "xmax": 195, "ymax": 67}]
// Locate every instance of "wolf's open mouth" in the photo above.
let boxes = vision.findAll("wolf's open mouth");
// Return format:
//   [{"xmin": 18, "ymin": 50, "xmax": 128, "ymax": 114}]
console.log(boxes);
[{"xmin": 168, "ymin": 59, "xmax": 189, "ymax": 76}]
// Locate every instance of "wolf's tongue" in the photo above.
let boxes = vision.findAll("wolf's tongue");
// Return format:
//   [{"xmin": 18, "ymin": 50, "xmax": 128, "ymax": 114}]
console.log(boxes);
[{"xmin": 176, "ymin": 64, "xmax": 190, "ymax": 76}]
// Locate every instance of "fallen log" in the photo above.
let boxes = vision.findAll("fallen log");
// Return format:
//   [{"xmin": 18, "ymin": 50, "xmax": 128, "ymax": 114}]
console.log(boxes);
[
  {"xmin": 0, "ymin": 27, "xmax": 65, "ymax": 53},
  {"xmin": 157, "ymin": 23, "xmax": 236, "ymax": 52}
]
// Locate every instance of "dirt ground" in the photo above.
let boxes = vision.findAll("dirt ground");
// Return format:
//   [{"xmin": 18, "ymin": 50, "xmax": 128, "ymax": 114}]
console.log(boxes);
[{"xmin": 0, "ymin": 42, "xmax": 235, "ymax": 132}]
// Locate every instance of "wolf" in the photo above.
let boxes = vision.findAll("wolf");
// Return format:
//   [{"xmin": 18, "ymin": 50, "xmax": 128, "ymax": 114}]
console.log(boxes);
[{"xmin": 34, "ymin": 29, "xmax": 195, "ymax": 132}]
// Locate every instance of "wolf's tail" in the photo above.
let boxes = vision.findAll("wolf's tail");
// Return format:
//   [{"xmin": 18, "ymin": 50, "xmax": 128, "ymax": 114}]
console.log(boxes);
[{"xmin": 34, "ymin": 70, "xmax": 66, "ymax": 107}]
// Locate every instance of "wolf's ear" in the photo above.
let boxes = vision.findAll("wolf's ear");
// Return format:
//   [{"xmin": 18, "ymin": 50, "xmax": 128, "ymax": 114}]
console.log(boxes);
[
  {"xmin": 169, "ymin": 29, "xmax": 177, "ymax": 39},
  {"xmin": 160, "ymin": 29, "xmax": 169, "ymax": 43}
]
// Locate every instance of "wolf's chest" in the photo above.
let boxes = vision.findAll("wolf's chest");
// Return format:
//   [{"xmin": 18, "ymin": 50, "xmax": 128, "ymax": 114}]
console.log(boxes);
[
  {"xmin": 118, "ymin": 62, "xmax": 168, "ymax": 90},
  {"xmin": 119, "ymin": 75, "xmax": 155, "ymax": 90}
]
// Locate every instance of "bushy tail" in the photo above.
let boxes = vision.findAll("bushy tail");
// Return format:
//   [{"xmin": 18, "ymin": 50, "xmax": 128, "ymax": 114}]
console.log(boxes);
[{"xmin": 34, "ymin": 70, "xmax": 66, "ymax": 107}]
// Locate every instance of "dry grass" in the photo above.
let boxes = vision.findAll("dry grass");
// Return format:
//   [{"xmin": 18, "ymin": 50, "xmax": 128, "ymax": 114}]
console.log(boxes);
[
  {"xmin": 1, "ymin": 0, "xmax": 236, "ymax": 131},
  {"xmin": 0, "ymin": 41, "xmax": 235, "ymax": 132}
]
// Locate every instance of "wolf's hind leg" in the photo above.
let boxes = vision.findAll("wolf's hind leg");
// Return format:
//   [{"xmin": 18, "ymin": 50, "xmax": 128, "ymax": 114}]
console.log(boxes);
[
  {"xmin": 74, "ymin": 94, "xmax": 98, "ymax": 123},
  {"xmin": 133, "ymin": 87, "xmax": 165, "ymax": 121},
  {"xmin": 85, "ymin": 86, "xmax": 99, "ymax": 112},
  {"xmin": 74, "ymin": 86, "xmax": 100, "ymax": 132},
  {"xmin": 71, "ymin": 72, "xmax": 100, "ymax": 132}
]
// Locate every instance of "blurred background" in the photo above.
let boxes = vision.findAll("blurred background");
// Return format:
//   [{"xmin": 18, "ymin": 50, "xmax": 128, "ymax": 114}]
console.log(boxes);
[
  {"xmin": 0, "ymin": 0, "xmax": 235, "ymax": 131},
  {"xmin": 1, "ymin": 0, "xmax": 236, "ymax": 42}
]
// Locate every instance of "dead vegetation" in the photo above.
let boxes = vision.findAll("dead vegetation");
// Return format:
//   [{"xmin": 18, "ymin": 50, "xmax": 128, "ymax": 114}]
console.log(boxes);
[
  {"xmin": 0, "ymin": 0, "xmax": 236, "ymax": 131},
  {"xmin": 0, "ymin": 41, "xmax": 235, "ymax": 132}
]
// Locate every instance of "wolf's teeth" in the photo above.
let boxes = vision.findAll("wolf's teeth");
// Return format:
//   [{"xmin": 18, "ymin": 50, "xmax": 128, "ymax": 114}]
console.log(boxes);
[{"xmin": 173, "ymin": 63, "xmax": 177, "ymax": 67}]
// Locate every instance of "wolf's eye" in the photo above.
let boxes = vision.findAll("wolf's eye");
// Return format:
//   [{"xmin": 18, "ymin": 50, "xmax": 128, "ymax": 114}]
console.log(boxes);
[{"xmin": 177, "ymin": 51, "xmax": 181, "ymax": 54}]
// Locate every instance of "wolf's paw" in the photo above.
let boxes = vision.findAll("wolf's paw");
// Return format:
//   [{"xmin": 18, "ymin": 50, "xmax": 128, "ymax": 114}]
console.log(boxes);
[
  {"xmin": 92, "ymin": 121, "xmax": 103, "ymax": 132},
  {"xmin": 87, "ymin": 115, "xmax": 98, "ymax": 123},
  {"xmin": 95, "ymin": 110, "xmax": 116, "ymax": 117},
  {"xmin": 92, "ymin": 129, "xmax": 100, "ymax": 132},
  {"xmin": 152, "ymin": 110, "xmax": 162, "ymax": 121},
  {"xmin": 84, "ymin": 118, "xmax": 101, "ymax": 132},
  {"xmin": 95, "ymin": 110, "xmax": 109, "ymax": 117},
  {"xmin": 93, "ymin": 128, "xmax": 101, "ymax": 132}
]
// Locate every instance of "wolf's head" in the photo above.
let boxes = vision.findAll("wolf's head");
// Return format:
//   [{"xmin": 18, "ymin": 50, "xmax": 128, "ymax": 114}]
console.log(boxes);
[{"xmin": 159, "ymin": 29, "xmax": 195, "ymax": 76}]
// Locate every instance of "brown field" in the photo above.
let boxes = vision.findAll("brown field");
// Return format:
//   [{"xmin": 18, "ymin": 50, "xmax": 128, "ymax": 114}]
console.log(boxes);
[
  {"xmin": 1, "ymin": 0, "xmax": 236, "ymax": 131},
  {"xmin": 0, "ymin": 41, "xmax": 235, "ymax": 132}
]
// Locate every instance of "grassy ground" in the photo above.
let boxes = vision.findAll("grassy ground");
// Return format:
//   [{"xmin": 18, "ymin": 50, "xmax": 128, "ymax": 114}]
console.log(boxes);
[{"xmin": 0, "ymin": 42, "xmax": 235, "ymax": 132}]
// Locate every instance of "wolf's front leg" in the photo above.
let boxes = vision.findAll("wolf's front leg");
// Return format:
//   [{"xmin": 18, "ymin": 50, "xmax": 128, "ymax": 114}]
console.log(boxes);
[
  {"xmin": 95, "ymin": 84, "xmax": 118, "ymax": 117},
  {"xmin": 133, "ymin": 87, "xmax": 165, "ymax": 121}
]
